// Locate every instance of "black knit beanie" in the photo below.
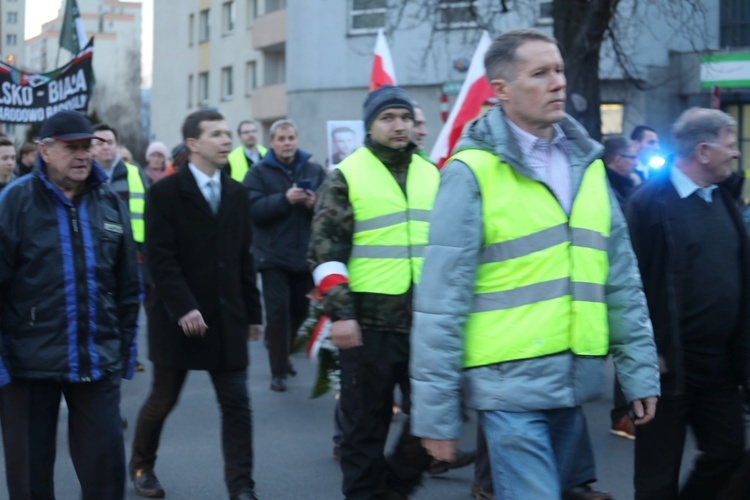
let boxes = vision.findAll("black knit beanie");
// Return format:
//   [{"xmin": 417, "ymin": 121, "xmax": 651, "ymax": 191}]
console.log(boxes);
[{"xmin": 363, "ymin": 85, "xmax": 414, "ymax": 132}]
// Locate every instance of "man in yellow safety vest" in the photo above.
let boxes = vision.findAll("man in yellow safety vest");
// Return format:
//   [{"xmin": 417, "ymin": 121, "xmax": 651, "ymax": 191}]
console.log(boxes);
[
  {"xmin": 227, "ymin": 119, "xmax": 267, "ymax": 183},
  {"xmin": 309, "ymin": 85, "xmax": 477, "ymax": 499},
  {"xmin": 410, "ymin": 29, "xmax": 661, "ymax": 500}
]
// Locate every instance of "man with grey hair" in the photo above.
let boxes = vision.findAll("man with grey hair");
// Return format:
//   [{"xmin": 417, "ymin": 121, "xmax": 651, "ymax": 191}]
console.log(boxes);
[
  {"xmin": 0, "ymin": 110, "xmax": 140, "ymax": 499},
  {"xmin": 626, "ymin": 107, "xmax": 747, "ymax": 498},
  {"xmin": 410, "ymin": 28, "xmax": 660, "ymax": 499},
  {"xmin": 244, "ymin": 118, "xmax": 326, "ymax": 392}
]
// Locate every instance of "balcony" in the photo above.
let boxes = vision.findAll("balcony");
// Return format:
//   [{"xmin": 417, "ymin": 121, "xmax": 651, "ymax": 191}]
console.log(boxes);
[
  {"xmin": 252, "ymin": 83, "xmax": 287, "ymax": 120},
  {"xmin": 253, "ymin": 9, "xmax": 286, "ymax": 50}
]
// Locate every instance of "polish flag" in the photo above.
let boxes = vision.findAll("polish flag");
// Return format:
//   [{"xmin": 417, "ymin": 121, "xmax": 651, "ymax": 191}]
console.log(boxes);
[
  {"xmin": 370, "ymin": 29, "xmax": 397, "ymax": 91},
  {"xmin": 430, "ymin": 31, "xmax": 494, "ymax": 168}
]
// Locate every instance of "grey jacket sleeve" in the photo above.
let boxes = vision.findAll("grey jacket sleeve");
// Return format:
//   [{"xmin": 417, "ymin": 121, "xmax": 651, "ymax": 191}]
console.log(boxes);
[
  {"xmin": 604, "ymin": 184, "xmax": 661, "ymax": 403},
  {"xmin": 410, "ymin": 161, "xmax": 483, "ymax": 440}
]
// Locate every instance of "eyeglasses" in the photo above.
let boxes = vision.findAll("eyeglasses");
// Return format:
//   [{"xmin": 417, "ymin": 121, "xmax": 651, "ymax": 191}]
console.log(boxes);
[{"xmin": 620, "ymin": 155, "xmax": 637, "ymax": 160}]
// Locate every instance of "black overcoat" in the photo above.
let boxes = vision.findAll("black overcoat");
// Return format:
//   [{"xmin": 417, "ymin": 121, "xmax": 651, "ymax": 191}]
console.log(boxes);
[{"xmin": 145, "ymin": 166, "xmax": 262, "ymax": 370}]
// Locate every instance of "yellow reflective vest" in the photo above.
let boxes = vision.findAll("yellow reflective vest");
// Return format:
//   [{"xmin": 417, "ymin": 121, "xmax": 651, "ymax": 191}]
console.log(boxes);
[
  {"xmin": 452, "ymin": 149, "xmax": 611, "ymax": 368},
  {"xmin": 125, "ymin": 162, "xmax": 145, "ymax": 243},
  {"xmin": 227, "ymin": 145, "xmax": 268, "ymax": 183},
  {"xmin": 338, "ymin": 147, "xmax": 440, "ymax": 295}
]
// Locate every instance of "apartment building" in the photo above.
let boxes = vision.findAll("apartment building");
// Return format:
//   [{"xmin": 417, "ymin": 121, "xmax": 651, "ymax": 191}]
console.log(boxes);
[
  {"xmin": 25, "ymin": 0, "xmax": 142, "ymax": 150},
  {"xmin": 150, "ymin": 0, "xmax": 750, "ymax": 170}
]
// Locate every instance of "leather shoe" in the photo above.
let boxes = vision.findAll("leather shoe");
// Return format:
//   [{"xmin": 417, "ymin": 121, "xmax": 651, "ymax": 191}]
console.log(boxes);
[
  {"xmin": 428, "ymin": 449, "xmax": 476, "ymax": 475},
  {"xmin": 230, "ymin": 491, "xmax": 259, "ymax": 500},
  {"xmin": 563, "ymin": 484, "xmax": 613, "ymax": 500},
  {"xmin": 270, "ymin": 376, "xmax": 286, "ymax": 392},
  {"xmin": 286, "ymin": 363, "xmax": 297, "ymax": 377},
  {"xmin": 129, "ymin": 465, "xmax": 165, "ymax": 498}
]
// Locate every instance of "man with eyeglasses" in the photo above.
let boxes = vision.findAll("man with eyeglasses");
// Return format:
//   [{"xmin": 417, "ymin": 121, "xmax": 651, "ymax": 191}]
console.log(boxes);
[
  {"xmin": 603, "ymin": 135, "xmax": 640, "ymax": 209},
  {"xmin": 627, "ymin": 107, "xmax": 748, "ymax": 498},
  {"xmin": 0, "ymin": 110, "xmax": 141, "ymax": 499}
]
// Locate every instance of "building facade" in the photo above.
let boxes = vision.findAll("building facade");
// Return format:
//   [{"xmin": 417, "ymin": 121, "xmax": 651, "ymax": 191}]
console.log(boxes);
[
  {"xmin": 149, "ymin": 0, "xmax": 749, "ymax": 172},
  {"xmin": 0, "ymin": 0, "xmax": 26, "ymax": 137},
  {"xmin": 24, "ymin": 0, "xmax": 142, "ymax": 154}
]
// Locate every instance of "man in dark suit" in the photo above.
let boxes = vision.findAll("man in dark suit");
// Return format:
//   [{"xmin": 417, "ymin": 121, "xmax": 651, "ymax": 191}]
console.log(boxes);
[{"xmin": 129, "ymin": 109, "xmax": 263, "ymax": 500}]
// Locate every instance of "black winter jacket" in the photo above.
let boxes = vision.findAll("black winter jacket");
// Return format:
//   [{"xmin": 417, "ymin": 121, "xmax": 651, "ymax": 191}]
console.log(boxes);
[
  {"xmin": 625, "ymin": 168, "xmax": 750, "ymax": 396},
  {"xmin": 0, "ymin": 160, "xmax": 141, "ymax": 385},
  {"xmin": 244, "ymin": 149, "xmax": 326, "ymax": 272}
]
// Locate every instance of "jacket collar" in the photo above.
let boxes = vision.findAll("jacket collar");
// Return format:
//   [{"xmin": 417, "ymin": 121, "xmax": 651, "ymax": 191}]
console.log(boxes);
[{"xmin": 261, "ymin": 148, "xmax": 312, "ymax": 176}]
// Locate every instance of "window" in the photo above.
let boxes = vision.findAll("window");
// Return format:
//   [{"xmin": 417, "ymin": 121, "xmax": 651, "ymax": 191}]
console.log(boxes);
[
  {"xmin": 721, "ymin": 0, "xmax": 750, "ymax": 48},
  {"xmin": 188, "ymin": 74, "xmax": 194, "ymax": 107},
  {"xmin": 437, "ymin": 0, "xmax": 478, "ymax": 29},
  {"xmin": 7, "ymin": 12, "xmax": 18, "ymax": 24},
  {"xmin": 188, "ymin": 13, "xmax": 195, "ymax": 45},
  {"xmin": 537, "ymin": 1, "xmax": 553, "ymax": 26},
  {"xmin": 264, "ymin": 51, "xmax": 285, "ymax": 86},
  {"xmin": 245, "ymin": 61, "xmax": 257, "ymax": 96},
  {"xmin": 198, "ymin": 72, "xmax": 209, "ymax": 105},
  {"xmin": 600, "ymin": 104, "xmax": 624, "ymax": 136},
  {"xmin": 5, "ymin": 34, "xmax": 17, "ymax": 46},
  {"xmin": 221, "ymin": 66, "xmax": 234, "ymax": 100},
  {"xmin": 246, "ymin": 0, "xmax": 257, "ymax": 27},
  {"xmin": 266, "ymin": 0, "xmax": 286, "ymax": 13},
  {"xmin": 222, "ymin": 1, "xmax": 235, "ymax": 34},
  {"xmin": 349, "ymin": 0, "xmax": 387, "ymax": 34},
  {"xmin": 199, "ymin": 9, "xmax": 210, "ymax": 42}
]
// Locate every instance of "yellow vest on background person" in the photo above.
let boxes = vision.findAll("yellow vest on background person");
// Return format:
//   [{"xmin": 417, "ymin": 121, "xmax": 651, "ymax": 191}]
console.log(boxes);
[
  {"xmin": 452, "ymin": 149, "xmax": 611, "ymax": 369},
  {"xmin": 125, "ymin": 162, "xmax": 146, "ymax": 243},
  {"xmin": 227, "ymin": 145, "xmax": 268, "ymax": 183},
  {"xmin": 338, "ymin": 147, "xmax": 440, "ymax": 295}
]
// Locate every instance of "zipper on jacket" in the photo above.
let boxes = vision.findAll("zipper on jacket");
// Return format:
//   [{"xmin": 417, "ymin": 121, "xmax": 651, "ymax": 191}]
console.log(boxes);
[{"xmin": 68, "ymin": 205, "xmax": 92, "ymax": 380}]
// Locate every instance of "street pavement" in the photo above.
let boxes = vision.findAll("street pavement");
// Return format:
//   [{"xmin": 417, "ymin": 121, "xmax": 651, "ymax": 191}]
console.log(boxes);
[{"xmin": 0, "ymin": 319, "xmax": 743, "ymax": 499}]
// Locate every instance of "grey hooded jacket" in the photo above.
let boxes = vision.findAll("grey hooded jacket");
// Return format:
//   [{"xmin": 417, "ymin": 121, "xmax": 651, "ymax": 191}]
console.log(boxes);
[{"xmin": 410, "ymin": 106, "xmax": 660, "ymax": 440}]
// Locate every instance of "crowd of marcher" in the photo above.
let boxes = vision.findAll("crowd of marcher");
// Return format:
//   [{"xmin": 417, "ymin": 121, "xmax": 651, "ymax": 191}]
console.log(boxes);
[{"xmin": 0, "ymin": 27, "xmax": 748, "ymax": 500}]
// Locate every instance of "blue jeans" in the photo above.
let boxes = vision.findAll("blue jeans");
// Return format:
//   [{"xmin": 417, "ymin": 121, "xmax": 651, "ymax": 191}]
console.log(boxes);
[{"xmin": 479, "ymin": 406, "xmax": 596, "ymax": 499}]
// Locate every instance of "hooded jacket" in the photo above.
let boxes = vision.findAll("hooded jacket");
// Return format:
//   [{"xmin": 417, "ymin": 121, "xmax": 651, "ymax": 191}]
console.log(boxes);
[
  {"xmin": 410, "ymin": 106, "xmax": 660, "ymax": 440},
  {"xmin": 245, "ymin": 148, "xmax": 326, "ymax": 272},
  {"xmin": 0, "ymin": 157, "xmax": 140, "ymax": 385}
]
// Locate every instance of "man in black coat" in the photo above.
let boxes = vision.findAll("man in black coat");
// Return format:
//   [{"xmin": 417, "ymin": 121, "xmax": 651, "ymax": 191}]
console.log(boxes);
[
  {"xmin": 244, "ymin": 119, "xmax": 326, "ymax": 392},
  {"xmin": 626, "ymin": 108, "xmax": 749, "ymax": 499},
  {"xmin": 130, "ymin": 109, "xmax": 263, "ymax": 500}
]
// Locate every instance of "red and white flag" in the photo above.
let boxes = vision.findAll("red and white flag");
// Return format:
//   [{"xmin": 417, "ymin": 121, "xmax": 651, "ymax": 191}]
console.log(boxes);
[
  {"xmin": 370, "ymin": 29, "xmax": 397, "ymax": 91},
  {"xmin": 430, "ymin": 31, "xmax": 494, "ymax": 168}
]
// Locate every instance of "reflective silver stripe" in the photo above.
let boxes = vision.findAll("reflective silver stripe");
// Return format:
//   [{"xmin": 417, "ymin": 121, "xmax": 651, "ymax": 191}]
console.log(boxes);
[
  {"xmin": 480, "ymin": 224, "xmax": 568, "ymax": 264},
  {"xmin": 571, "ymin": 228, "xmax": 607, "ymax": 251},
  {"xmin": 131, "ymin": 213, "xmax": 144, "ymax": 220},
  {"xmin": 571, "ymin": 281, "xmax": 605, "ymax": 303},
  {"xmin": 411, "ymin": 245, "xmax": 426, "ymax": 258},
  {"xmin": 349, "ymin": 244, "xmax": 426, "ymax": 259},
  {"xmin": 472, "ymin": 277, "xmax": 570, "ymax": 313},
  {"xmin": 350, "ymin": 246, "xmax": 410, "ymax": 259},
  {"xmin": 408, "ymin": 208, "xmax": 431, "ymax": 222},
  {"xmin": 130, "ymin": 193, "xmax": 145, "ymax": 200},
  {"xmin": 354, "ymin": 209, "xmax": 431, "ymax": 233},
  {"xmin": 354, "ymin": 212, "xmax": 407, "ymax": 233}
]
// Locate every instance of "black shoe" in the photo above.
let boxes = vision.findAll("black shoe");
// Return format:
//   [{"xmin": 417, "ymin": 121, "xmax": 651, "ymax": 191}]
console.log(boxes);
[
  {"xmin": 286, "ymin": 363, "xmax": 297, "ymax": 377},
  {"xmin": 130, "ymin": 465, "xmax": 165, "ymax": 498},
  {"xmin": 270, "ymin": 376, "xmax": 287, "ymax": 392},
  {"xmin": 230, "ymin": 491, "xmax": 259, "ymax": 500},
  {"xmin": 428, "ymin": 449, "xmax": 476, "ymax": 475},
  {"xmin": 562, "ymin": 485, "xmax": 613, "ymax": 500}
]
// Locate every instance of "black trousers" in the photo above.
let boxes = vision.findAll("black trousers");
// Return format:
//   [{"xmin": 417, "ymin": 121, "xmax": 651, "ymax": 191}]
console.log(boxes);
[
  {"xmin": 338, "ymin": 330, "xmax": 431, "ymax": 499},
  {"xmin": 610, "ymin": 375, "xmax": 629, "ymax": 424},
  {"xmin": 0, "ymin": 372, "xmax": 125, "ymax": 500},
  {"xmin": 131, "ymin": 365, "xmax": 254, "ymax": 496},
  {"xmin": 634, "ymin": 384, "xmax": 745, "ymax": 499},
  {"xmin": 260, "ymin": 268, "xmax": 312, "ymax": 378}
]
